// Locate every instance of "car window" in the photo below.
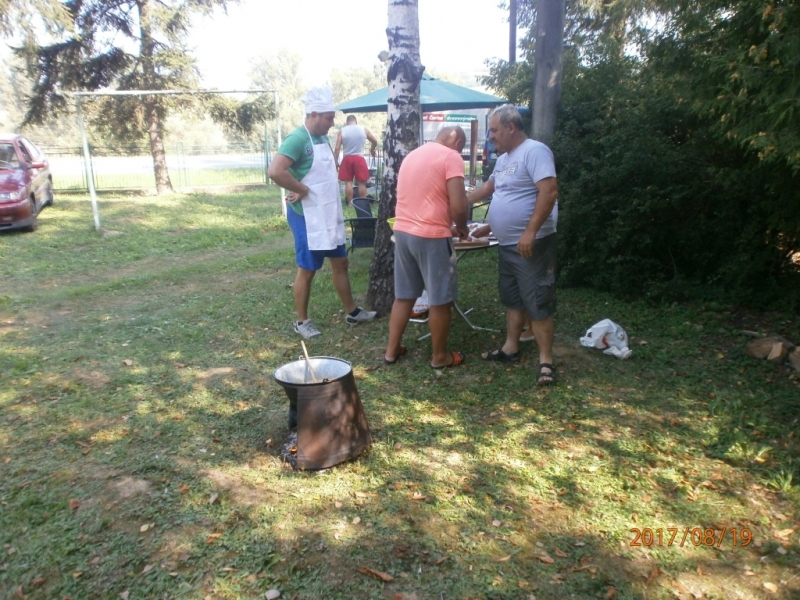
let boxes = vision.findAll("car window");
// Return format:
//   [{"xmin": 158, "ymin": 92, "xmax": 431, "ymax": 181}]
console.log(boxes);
[
  {"xmin": 0, "ymin": 143, "xmax": 20, "ymax": 169},
  {"xmin": 20, "ymin": 138, "xmax": 42, "ymax": 160},
  {"xmin": 17, "ymin": 142, "xmax": 33, "ymax": 165}
]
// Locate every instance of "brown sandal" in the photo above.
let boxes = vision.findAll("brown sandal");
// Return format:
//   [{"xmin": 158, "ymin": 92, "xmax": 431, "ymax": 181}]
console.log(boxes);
[
  {"xmin": 384, "ymin": 345, "xmax": 407, "ymax": 365},
  {"xmin": 430, "ymin": 351, "xmax": 465, "ymax": 369}
]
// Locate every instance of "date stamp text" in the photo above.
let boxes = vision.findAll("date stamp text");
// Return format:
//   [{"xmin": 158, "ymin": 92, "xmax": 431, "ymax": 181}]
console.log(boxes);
[{"xmin": 629, "ymin": 527, "xmax": 753, "ymax": 548}]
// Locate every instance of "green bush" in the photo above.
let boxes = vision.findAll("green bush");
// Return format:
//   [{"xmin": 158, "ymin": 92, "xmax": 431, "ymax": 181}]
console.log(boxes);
[{"xmin": 552, "ymin": 53, "xmax": 800, "ymax": 309}]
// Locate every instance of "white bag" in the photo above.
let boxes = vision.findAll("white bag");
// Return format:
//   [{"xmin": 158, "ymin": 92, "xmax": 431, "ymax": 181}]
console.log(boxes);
[
  {"xmin": 412, "ymin": 290, "xmax": 429, "ymax": 315},
  {"xmin": 580, "ymin": 318, "xmax": 632, "ymax": 359}
]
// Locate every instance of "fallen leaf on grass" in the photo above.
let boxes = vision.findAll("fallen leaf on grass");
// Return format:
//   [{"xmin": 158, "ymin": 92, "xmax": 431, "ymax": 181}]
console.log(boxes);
[
  {"xmin": 205, "ymin": 533, "xmax": 222, "ymax": 544},
  {"xmin": 775, "ymin": 528, "xmax": 795, "ymax": 539},
  {"xmin": 434, "ymin": 556, "xmax": 449, "ymax": 565},
  {"xmin": 645, "ymin": 567, "xmax": 662, "ymax": 584},
  {"xmin": 492, "ymin": 519, "xmax": 502, "ymax": 527},
  {"xmin": 554, "ymin": 547, "xmax": 568, "ymax": 558},
  {"xmin": 357, "ymin": 567, "xmax": 394, "ymax": 582},
  {"xmin": 119, "ymin": 592, "xmax": 130, "ymax": 600},
  {"xmin": 696, "ymin": 479, "xmax": 719, "ymax": 490},
  {"xmin": 122, "ymin": 359, "xmax": 133, "ymax": 367},
  {"xmin": 605, "ymin": 586, "xmax": 618, "ymax": 599},
  {"xmin": 178, "ymin": 484, "xmax": 190, "ymax": 494},
  {"xmin": 142, "ymin": 564, "xmax": 154, "ymax": 574},
  {"xmin": 411, "ymin": 492, "xmax": 426, "ymax": 501},
  {"xmin": 763, "ymin": 582, "xmax": 778, "ymax": 593},
  {"xmin": 208, "ymin": 493, "xmax": 219, "ymax": 505},
  {"xmin": 571, "ymin": 564, "xmax": 598, "ymax": 574},
  {"xmin": 495, "ymin": 555, "xmax": 512, "ymax": 563},
  {"xmin": 537, "ymin": 554, "xmax": 555, "ymax": 564},
  {"xmin": 68, "ymin": 499, "xmax": 81, "ymax": 511}
]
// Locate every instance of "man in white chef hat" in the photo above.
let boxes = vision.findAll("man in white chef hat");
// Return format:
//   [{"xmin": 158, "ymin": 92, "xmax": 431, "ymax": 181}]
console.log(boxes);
[{"xmin": 268, "ymin": 86, "xmax": 377, "ymax": 339}]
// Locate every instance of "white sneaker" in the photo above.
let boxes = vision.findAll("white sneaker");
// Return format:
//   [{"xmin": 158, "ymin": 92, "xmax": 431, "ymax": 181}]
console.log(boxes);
[
  {"xmin": 294, "ymin": 319, "xmax": 321, "ymax": 339},
  {"xmin": 346, "ymin": 307, "xmax": 377, "ymax": 325}
]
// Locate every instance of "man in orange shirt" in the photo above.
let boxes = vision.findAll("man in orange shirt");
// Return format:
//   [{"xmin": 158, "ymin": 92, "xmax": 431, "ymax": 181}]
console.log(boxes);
[{"xmin": 383, "ymin": 127, "xmax": 470, "ymax": 369}]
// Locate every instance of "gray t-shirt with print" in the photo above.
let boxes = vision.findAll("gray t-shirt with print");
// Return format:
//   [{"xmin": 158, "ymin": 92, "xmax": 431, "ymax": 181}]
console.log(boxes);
[{"xmin": 488, "ymin": 138, "xmax": 558, "ymax": 245}]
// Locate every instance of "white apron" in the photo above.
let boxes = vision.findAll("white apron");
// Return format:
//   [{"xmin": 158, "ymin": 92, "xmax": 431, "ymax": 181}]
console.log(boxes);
[{"xmin": 300, "ymin": 127, "xmax": 345, "ymax": 250}]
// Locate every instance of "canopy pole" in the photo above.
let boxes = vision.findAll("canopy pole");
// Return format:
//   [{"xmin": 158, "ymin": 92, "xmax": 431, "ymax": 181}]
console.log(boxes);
[
  {"xmin": 470, "ymin": 119, "xmax": 478, "ymax": 186},
  {"xmin": 75, "ymin": 97, "xmax": 101, "ymax": 232}
]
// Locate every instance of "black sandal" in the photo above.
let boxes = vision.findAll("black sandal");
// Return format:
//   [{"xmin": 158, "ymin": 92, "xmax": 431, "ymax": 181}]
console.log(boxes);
[
  {"xmin": 481, "ymin": 347, "xmax": 520, "ymax": 363},
  {"xmin": 537, "ymin": 363, "xmax": 556, "ymax": 386}
]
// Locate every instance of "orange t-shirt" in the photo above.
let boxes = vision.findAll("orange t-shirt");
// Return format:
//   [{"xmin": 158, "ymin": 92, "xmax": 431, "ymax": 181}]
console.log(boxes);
[{"xmin": 394, "ymin": 142, "xmax": 465, "ymax": 238}]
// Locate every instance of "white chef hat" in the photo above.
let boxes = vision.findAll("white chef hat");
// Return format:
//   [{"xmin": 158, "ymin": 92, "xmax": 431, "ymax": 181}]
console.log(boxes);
[{"xmin": 302, "ymin": 87, "xmax": 335, "ymax": 114}]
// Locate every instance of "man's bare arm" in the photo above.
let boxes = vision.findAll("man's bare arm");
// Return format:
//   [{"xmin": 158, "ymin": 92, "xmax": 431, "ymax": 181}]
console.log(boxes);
[
  {"xmin": 333, "ymin": 131, "xmax": 343, "ymax": 167},
  {"xmin": 365, "ymin": 128, "xmax": 378, "ymax": 157},
  {"xmin": 446, "ymin": 176, "xmax": 470, "ymax": 238},
  {"xmin": 268, "ymin": 154, "xmax": 309, "ymax": 201},
  {"xmin": 466, "ymin": 179, "xmax": 495, "ymax": 205}
]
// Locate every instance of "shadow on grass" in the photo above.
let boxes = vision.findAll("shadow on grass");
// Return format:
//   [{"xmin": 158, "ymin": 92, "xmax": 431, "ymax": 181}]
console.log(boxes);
[{"xmin": 1, "ymin": 197, "xmax": 798, "ymax": 599}]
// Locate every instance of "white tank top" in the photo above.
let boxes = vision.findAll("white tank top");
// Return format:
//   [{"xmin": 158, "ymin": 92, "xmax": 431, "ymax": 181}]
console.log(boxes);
[{"xmin": 341, "ymin": 125, "xmax": 366, "ymax": 157}]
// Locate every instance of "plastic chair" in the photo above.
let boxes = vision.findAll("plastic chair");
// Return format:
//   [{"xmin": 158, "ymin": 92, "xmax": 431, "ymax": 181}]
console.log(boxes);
[
  {"xmin": 345, "ymin": 197, "xmax": 377, "ymax": 253},
  {"xmin": 352, "ymin": 197, "xmax": 374, "ymax": 219}
]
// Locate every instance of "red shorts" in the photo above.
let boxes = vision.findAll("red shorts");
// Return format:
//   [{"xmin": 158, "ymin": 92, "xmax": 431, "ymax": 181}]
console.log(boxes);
[{"xmin": 338, "ymin": 155, "xmax": 369, "ymax": 182}]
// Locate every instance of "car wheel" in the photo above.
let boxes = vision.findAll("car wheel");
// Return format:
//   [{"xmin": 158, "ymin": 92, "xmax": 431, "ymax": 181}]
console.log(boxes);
[
  {"xmin": 22, "ymin": 196, "xmax": 38, "ymax": 233},
  {"xmin": 45, "ymin": 179, "xmax": 54, "ymax": 207}
]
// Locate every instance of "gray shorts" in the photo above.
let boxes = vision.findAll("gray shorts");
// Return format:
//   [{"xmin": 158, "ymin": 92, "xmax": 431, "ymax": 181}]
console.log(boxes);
[
  {"xmin": 498, "ymin": 232, "xmax": 557, "ymax": 321},
  {"xmin": 394, "ymin": 230, "xmax": 458, "ymax": 306}
]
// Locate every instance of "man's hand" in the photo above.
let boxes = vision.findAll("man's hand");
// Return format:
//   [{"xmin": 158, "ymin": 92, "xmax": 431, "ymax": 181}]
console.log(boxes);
[
  {"xmin": 287, "ymin": 189, "xmax": 307, "ymax": 203},
  {"xmin": 471, "ymin": 223, "xmax": 491, "ymax": 238},
  {"xmin": 517, "ymin": 229, "xmax": 536, "ymax": 258},
  {"xmin": 454, "ymin": 224, "xmax": 470, "ymax": 240}
]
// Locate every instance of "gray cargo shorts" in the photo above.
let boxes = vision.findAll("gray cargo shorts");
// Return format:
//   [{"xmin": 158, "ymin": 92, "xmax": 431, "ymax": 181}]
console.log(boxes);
[{"xmin": 497, "ymin": 232, "xmax": 557, "ymax": 321}]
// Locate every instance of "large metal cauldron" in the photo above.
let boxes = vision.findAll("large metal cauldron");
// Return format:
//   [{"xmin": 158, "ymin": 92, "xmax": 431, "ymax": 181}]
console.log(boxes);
[{"xmin": 273, "ymin": 356, "xmax": 371, "ymax": 470}]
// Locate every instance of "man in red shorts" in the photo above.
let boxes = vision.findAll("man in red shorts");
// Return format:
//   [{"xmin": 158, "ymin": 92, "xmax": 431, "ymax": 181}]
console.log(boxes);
[{"xmin": 334, "ymin": 115, "xmax": 378, "ymax": 205}]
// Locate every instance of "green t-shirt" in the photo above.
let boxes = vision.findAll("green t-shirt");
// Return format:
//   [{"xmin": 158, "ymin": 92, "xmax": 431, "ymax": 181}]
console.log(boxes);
[{"xmin": 277, "ymin": 126, "xmax": 332, "ymax": 215}]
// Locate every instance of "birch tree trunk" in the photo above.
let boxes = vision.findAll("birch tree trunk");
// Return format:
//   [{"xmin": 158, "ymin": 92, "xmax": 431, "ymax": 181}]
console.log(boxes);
[
  {"xmin": 532, "ymin": 0, "xmax": 565, "ymax": 144},
  {"xmin": 139, "ymin": 0, "xmax": 174, "ymax": 194},
  {"xmin": 366, "ymin": 0, "xmax": 424, "ymax": 315}
]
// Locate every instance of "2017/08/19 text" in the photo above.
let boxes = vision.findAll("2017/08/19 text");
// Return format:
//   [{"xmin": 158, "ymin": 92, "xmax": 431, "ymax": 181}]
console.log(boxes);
[{"xmin": 629, "ymin": 527, "xmax": 753, "ymax": 548}]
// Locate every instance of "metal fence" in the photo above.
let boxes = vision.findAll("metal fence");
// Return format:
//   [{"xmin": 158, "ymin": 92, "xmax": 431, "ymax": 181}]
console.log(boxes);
[
  {"xmin": 43, "ymin": 143, "xmax": 271, "ymax": 192},
  {"xmin": 43, "ymin": 142, "xmax": 483, "ymax": 194}
]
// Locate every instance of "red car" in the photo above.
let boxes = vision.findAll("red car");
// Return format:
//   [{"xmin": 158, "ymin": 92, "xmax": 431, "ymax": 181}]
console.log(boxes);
[{"xmin": 0, "ymin": 134, "xmax": 54, "ymax": 232}]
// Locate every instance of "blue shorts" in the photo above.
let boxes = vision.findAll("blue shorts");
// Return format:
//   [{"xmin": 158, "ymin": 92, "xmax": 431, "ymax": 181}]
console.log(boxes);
[{"xmin": 287, "ymin": 207, "xmax": 347, "ymax": 271}]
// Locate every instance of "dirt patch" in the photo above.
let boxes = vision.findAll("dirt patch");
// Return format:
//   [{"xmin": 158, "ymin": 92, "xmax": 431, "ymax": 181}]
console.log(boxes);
[
  {"xmin": 71, "ymin": 368, "xmax": 111, "ymax": 389},
  {"xmin": 196, "ymin": 367, "xmax": 236, "ymax": 380},
  {"xmin": 113, "ymin": 476, "xmax": 153, "ymax": 500},
  {"xmin": 201, "ymin": 468, "xmax": 280, "ymax": 506}
]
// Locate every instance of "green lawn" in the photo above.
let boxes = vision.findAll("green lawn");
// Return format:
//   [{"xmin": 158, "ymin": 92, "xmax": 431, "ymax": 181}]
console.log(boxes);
[{"xmin": 1, "ymin": 189, "xmax": 798, "ymax": 600}]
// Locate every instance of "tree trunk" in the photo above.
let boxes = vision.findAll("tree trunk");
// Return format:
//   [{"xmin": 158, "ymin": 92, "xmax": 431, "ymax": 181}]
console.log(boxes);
[
  {"xmin": 532, "ymin": 0, "xmax": 565, "ymax": 144},
  {"xmin": 367, "ymin": 0, "xmax": 423, "ymax": 315},
  {"xmin": 138, "ymin": 0, "xmax": 173, "ymax": 194}
]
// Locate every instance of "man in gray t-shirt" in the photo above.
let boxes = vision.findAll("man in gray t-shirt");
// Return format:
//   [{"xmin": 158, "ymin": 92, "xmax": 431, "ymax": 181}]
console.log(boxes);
[{"xmin": 468, "ymin": 104, "xmax": 559, "ymax": 385}]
